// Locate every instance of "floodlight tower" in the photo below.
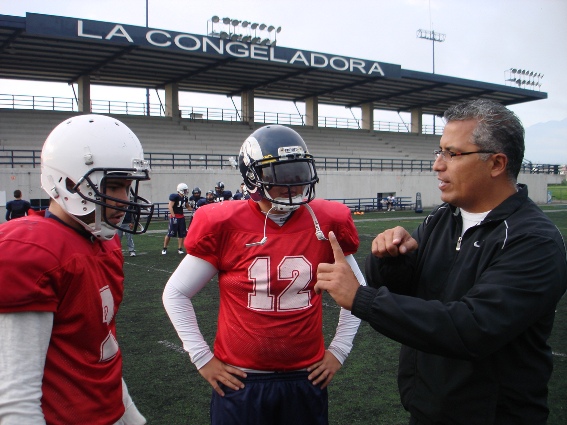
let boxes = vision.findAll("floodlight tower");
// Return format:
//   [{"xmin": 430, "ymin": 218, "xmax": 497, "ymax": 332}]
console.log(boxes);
[
  {"xmin": 145, "ymin": 0, "xmax": 150, "ymax": 116},
  {"xmin": 416, "ymin": 29, "xmax": 446, "ymax": 74},
  {"xmin": 417, "ymin": 29, "xmax": 446, "ymax": 133}
]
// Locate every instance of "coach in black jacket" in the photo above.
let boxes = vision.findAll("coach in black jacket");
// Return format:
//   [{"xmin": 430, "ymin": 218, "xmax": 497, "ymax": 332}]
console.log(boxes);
[{"xmin": 316, "ymin": 99, "xmax": 567, "ymax": 425}]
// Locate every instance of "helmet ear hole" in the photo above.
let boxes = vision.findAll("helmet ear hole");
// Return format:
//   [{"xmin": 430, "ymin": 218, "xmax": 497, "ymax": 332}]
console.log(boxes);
[{"xmin": 65, "ymin": 178, "xmax": 77, "ymax": 193}]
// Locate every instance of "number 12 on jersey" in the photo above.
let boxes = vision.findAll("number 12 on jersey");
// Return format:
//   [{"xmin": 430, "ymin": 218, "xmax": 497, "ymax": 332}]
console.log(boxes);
[{"xmin": 248, "ymin": 256, "xmax": 313, "ymax": 312}]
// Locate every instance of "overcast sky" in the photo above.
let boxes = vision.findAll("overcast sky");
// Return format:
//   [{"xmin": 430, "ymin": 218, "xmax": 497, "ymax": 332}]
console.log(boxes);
[{"xmin": 1, "ymin": 0, "xmax": 566, "ymax": 163}]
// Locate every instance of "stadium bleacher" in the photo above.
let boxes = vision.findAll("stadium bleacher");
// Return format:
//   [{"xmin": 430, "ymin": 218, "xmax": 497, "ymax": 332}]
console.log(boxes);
[{"xmin": 0, "ymin": 109, "xmax": 439, "ymax": 161}]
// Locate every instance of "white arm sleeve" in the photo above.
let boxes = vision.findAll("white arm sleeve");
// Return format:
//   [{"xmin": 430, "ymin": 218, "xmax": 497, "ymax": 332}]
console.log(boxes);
[
  {"xmin": 0, "ymin": 311, "xmax": 53, "ymax": 424},
  {"xmin": 113, "ymin": 379, "xmax": 146, "ymax": 425},
  {"xmin": 327, "ymin": 254, "xmax": 366, "ymax": 364},
  {"xmin": 162, "ymin": 255, "xmax": 218, "ymax": 370}
]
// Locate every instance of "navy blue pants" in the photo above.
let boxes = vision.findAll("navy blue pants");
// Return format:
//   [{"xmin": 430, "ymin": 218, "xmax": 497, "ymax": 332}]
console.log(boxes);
[
  {"xmin": 167, "ymin": 216, "xmax": 187, "ymax": 238},
  {"xmin": 210, "ymin": 371, "xmax": 328, "ymax": 425}
]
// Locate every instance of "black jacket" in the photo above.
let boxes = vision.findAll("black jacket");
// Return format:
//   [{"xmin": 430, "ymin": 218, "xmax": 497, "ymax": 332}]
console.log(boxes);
[{"xmin": 353, "ymin": 185, "xmax": 567, "ymax": 425}]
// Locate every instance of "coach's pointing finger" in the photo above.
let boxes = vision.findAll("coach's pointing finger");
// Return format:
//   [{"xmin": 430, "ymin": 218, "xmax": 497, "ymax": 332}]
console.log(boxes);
[
  {"xmin": 328, "ymin": 230, "xmax": 347, "ymax": 262},
  {"xmin": 315, "ymin": 231, "xmax": 359, "ymax": 310}
]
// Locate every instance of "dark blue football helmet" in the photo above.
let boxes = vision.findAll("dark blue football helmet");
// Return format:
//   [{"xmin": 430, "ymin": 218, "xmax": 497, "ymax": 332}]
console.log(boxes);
[{"xmin": 238, "ymin": 125, "xmax": 318, "ymax": 209}]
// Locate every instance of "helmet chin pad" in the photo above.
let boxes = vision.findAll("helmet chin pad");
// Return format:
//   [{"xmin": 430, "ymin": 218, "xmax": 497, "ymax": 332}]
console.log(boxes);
[
  {"xmin": 271, "ymin": 196, "xmax": 302, "ymax": 212},
  {"xmin": 65, "ymin": 206, "xmax": 119, "ymax": 241}
]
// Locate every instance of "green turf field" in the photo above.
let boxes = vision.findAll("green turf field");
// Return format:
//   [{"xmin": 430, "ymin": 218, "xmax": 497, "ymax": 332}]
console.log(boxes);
[{"xmin": 118, "ymin": 205, "xmax": 567, "ymax": 425}]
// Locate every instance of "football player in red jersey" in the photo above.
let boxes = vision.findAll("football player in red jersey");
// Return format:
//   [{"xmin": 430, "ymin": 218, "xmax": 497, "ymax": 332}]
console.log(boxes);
[
  {"xmin": 163, "ymin": 125, "xmax": 366, "ymax": 424},
  {"xmin": 0, "ymin": 115, "xmax": 154, "ymax": 424}
]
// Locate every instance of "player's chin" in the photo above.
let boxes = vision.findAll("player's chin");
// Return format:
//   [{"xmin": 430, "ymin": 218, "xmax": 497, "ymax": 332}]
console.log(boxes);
[{"xmin": 106, "ymin": 215, "xmax": 124, "ymax": 225}]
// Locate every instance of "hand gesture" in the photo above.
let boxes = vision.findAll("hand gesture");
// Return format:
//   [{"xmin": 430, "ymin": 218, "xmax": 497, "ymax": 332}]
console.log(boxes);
[
  {"xmin": 307, "ymin": 350, "xmax": 342, "ymax": 389},
  {"xmin": 198, "ymin": 356, "xmax": 247, "ymax": 397},
  {"xmin": 315, "ymin": 231, "xmax": 359, "ymax": 310},
  {"xmin": 371, "ymin": 226, "xmax": 417, "ymax": 258}
]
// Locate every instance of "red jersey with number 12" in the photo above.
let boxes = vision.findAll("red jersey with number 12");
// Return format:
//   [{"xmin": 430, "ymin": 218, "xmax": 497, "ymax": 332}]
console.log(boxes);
[{"xmin": 185, "ymin": 199, "xmax": 358, "ymax": 371}]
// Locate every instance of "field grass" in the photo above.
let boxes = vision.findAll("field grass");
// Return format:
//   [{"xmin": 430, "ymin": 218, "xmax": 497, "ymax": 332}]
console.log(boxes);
[
  {"xmin": 549, "ymin": 184, "xmax": 567, "ymax": 201},
  {"xmin": 117, "ymin": 205, "xmax": 567, "ymax": 425}
]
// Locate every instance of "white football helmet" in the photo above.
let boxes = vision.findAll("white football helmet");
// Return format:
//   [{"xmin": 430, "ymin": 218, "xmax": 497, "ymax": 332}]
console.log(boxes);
[
  {"xmin": 41, "ymin": 114, "xmax": 154, "ymax": 240},
  {"xmin": 177, "ymin": 183, "xmax": 189, "ymax": 196}
]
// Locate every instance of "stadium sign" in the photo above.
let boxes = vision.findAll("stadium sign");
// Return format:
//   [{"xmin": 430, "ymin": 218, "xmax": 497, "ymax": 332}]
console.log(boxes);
[{"xmin": 26, "ymin": 13, "xmax": 401, "ymax": 78}]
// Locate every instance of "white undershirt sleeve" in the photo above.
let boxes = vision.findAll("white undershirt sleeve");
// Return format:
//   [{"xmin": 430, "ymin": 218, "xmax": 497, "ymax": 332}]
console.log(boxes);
[
  {"xmin": 162, "ymin": 255, "xmax": 218, "ymax": 370},
  {"xmin": 327, "ymin": 254, "xmax": 366, "ymax": 364},
  {"xmin": 114, "ymin": 379, "xmax": 146, "ymax": 425},
  {"xmin": 0, "ymin": 311, "xmax": 53, "ymax": 424}
]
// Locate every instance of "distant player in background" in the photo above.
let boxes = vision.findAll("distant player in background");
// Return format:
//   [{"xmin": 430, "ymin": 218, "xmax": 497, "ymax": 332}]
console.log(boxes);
[
  {"xmin": 163, "ymin": 125, "xmax": 365, "ymax": 425},
  {"xmin": 196, "ymin": 190, "xmax": 215, "ymax": 208},
  {"xmin": 232, "ymin": 182, "xmax": 249, "ymax": 200},
  {"xmin": 213, "ymin": 181, "xmax": 232, "ymax": 202},
  {"xmin": 187, "ymin": 187, "xmax": 203, "ymax": 229},
  {"xmin": 189, "ymin": 187, "xmax": 203, "ymax": 210},
  {"xmin": 162, "ymin": 183, "xmax": 191, "ymax": 255},
  {"xmin": 5, "ymin": 189, "xmax": 31, "ymax": 221},
  {"xmin": 117, "ymin": 206, "xmax": 136, "ymax": 257},
  {"xmin": 386, "ymin": 194, "xmax": 396, "ymax": 211},
  {"xmin": 0, "ymin": 114, "xmax": 153, "ymax": 424}
]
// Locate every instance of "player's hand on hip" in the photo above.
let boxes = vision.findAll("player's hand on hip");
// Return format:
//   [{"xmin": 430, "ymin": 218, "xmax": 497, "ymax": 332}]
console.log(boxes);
[
  {"xmin": 371, "ymin": 226, "xmax": 417, "ymax": 258},
  {"xmin": 315, "ymin": 231, "xmax": 359, "ymax": 310},
  {"xmin": 307, "ymin": 350, "xmax": 342, "ymax": 389},
  {"xmin": 198, "ymin": 357, "xmax": 246, "ymax": 397}
]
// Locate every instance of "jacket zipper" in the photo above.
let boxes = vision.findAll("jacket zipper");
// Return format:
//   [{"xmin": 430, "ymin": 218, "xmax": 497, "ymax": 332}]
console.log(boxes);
[{"xmin": 456, "ymin": 236, "xmax": 462, "ymax": 251}]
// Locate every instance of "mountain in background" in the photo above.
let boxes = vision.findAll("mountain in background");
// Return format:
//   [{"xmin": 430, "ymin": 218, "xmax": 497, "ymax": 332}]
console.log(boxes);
[{"xmin": 524, "ymin": 118, "xmax": 567, "ymax": 165}]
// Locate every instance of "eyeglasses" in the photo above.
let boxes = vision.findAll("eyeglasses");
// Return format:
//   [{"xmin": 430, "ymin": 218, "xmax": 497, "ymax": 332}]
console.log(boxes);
[{"xmin": 433, "ymin": 149, "xmax": 497, "ymax": 162}]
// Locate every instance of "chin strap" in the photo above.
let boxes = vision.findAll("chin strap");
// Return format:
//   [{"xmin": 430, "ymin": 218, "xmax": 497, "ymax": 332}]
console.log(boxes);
[
  {"xmin": 303, "ymin": 203, "xmax": 328, "ymax": 241},
  {"xmin": 245, "ymin": 202, "xmax": 328, "ymax": 247},
  {"xmin": 245, "ymin": 205, "xmax": 276, "ymax": 247}
]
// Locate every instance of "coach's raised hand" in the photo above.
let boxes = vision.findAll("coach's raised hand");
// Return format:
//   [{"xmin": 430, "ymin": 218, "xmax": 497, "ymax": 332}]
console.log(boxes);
[
  {"xmin": 315, "ymin": 231, "xmax": 360, "ymax": 310},
  {"xmin": 371, "ymin": 226, "xmax": 418, "ymax": 258}
]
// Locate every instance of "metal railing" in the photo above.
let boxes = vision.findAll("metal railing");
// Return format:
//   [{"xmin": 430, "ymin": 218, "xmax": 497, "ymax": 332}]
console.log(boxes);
[
  {"xmin": 317, "ymin": 157, "xmax": 435, "ymax": 172},
  {"xmin": 0, "ymin": 93, "xmax": 445, "ymax": 134},
  {"xmin": 1, "ymin": 148, "xmax": 562, "ymax": 174}
]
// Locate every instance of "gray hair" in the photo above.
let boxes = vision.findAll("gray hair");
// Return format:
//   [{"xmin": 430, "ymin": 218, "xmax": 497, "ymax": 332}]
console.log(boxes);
[{"xmin": 443, "ymin": 99, "xmax": 525, "ymax": 181}]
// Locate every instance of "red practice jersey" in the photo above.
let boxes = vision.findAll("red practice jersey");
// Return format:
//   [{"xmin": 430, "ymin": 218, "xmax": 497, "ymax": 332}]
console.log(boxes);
[
  {"xmin": 0, "ymin": 212, "xmax": 125, "ymax": 424},
  {"xmin": 185, "ymin": 199, "xmax": 359, "ymax": 371}
]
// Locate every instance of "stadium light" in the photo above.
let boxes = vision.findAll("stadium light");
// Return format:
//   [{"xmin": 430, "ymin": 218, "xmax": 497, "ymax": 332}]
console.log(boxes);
[
  {"xmin": 504, "ymin": 67, "xmax": 543, "ymax": 90},
  {"xmin": 417, "ymin": 28, "xmax": 446, "ymax": 134},
  {"xmin": 416, "ymin": 29, "xmax": 446, "ymax": 74},
  {"xmin": 208, "ymin": 16, "xmax": 221, "ymax": 36},
  {"xmin": 207, "ymin": 16, "xmax": 282, "ymax": 44}
]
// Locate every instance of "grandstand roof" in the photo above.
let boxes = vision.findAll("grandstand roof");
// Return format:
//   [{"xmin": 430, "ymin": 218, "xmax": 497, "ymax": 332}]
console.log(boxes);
[{"xmin": 0, "ymin": 13, "xmax": 547, "ymax": 116}]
